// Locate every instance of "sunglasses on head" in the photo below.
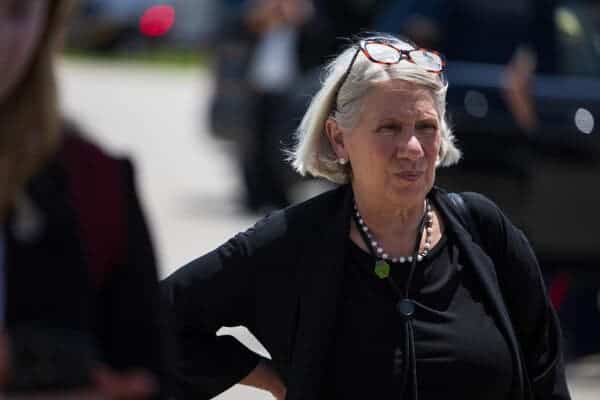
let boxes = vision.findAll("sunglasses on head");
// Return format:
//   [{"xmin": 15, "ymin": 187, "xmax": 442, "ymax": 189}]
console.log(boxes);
[{"xmin": 332, "ymin": 38, "xmax": 446, "ymax": 109}]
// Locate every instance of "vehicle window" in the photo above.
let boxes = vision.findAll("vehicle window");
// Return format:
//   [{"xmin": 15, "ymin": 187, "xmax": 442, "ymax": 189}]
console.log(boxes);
[{"xmin": 554, "ymin": 1, "xmax": 600, "ymax": 77}]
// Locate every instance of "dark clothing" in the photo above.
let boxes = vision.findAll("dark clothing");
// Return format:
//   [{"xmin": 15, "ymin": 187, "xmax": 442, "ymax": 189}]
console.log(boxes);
[
  {"xmin": 316, "ymin": 0, "xmax": 390, "ymax": 52},
  {"xmin": 323, "ymin": 237, "xmax": 513, "ymax": 399},
  {"xmin": 377, "ymin": 0, "xmax": 558, "ymax": 73},
  {"xmin": 3, "ymin": 129, "xmax": 168, "ymax": 397},
  {"xmin": 212, "ymin": 8, "xmax": 337, "ymax": 210},
  {"xmin": 239, "ymin": 92, "xmax": 290, "ymax": 210},
  {"xmin": 162, "ymin": 184, "xmax": 570, "ymax": 400}
]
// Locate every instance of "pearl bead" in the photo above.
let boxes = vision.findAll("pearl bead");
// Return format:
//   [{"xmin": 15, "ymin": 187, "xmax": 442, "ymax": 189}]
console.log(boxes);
[{"xmin": 354, "ymin": 199, "xmax": 434, "ymax": 264}]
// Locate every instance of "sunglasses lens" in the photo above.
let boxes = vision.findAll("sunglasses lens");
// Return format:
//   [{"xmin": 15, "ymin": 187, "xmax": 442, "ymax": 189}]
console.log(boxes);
[
  {"xmin": 410, "ymin": 50, "xmax": 443, "ymax": 72},
  {"xmin": 364, "ymin": 43, "xmax": 401, "ymax": 63}
]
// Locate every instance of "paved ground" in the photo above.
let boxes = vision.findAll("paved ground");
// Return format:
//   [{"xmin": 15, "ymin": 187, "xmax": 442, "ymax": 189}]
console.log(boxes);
[{"xmin": 57, "ymin": 59, "xmax": 600, "ymax": 399}]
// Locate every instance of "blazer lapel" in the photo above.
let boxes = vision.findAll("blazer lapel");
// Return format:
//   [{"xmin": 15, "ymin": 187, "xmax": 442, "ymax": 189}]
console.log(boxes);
[
  {"xmin": 287, "ymin": 186, "xmax": 353, "ymax": 400},
  {"xmin": 434, "ymin": 190, "xmax": 526, "ymax": 400}
]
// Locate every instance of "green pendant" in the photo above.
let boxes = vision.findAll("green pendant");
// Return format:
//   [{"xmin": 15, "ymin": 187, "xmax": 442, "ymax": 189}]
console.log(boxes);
[{"xmin": 374, "ymin": 260, "xmax": 391, "ymax": 279}]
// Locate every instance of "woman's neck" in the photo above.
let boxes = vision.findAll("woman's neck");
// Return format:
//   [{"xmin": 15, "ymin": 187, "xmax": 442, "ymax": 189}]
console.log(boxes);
[{"xmin": 353, "ymin": 192, "xmax": 427, "ymax": 244}]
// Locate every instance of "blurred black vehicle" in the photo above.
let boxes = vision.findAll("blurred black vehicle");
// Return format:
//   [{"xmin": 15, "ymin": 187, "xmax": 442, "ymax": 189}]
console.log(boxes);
[{"xmin": 378, "ymin": 0, "xmax": 600, "ymax": 358}]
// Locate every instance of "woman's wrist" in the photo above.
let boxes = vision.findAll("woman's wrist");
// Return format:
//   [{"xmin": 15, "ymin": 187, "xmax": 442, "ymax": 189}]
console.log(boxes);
[{"xmin": 240, "ymin": 359, "xmax": 286, "ymax": 398}]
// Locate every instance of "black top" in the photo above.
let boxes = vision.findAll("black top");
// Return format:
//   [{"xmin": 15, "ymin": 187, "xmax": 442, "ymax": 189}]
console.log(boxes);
[
  {"xmin": 162, "ymin": 185, "xmax": 570, "ymax": 400},
  {"xmin": 323, "ymin": 235, "xmax": 513, "ymax": 399}
]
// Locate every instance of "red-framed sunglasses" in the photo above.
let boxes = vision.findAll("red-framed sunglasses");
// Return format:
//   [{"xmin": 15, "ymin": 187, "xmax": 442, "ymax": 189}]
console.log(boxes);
[{"xmin": 332, "ymin": 38, "xmax": 446, "ymax": 108}]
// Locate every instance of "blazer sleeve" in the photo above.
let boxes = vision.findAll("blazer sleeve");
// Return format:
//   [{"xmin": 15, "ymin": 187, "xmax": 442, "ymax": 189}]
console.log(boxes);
[
  {"xmin": 463, "ymin": 192, "xmax": 571, "ymax": 400},
  {"xmin": 160, "ymin": 213, "xmax": 285, "ymax": 399}
]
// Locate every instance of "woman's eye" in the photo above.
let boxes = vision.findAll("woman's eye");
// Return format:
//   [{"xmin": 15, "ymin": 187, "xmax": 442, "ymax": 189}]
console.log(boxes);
[
  {"xmin": 417, "ymin": 123, "xmax": 437, "ymax": 132},
  {"xmin": 377, "ymin": 125, "xmax": 399, "ymax": 135}
]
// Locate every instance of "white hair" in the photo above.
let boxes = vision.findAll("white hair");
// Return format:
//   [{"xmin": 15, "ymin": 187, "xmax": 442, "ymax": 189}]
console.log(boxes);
[{"xmin": 289, "ymin": 34, "xmax": 462, "ymax": 184}]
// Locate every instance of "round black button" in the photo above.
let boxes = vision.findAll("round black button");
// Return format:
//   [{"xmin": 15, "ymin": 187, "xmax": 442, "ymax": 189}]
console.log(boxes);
[{"xmin": 396, "ymin": 299, "xmax": 415, "ymax": 318}]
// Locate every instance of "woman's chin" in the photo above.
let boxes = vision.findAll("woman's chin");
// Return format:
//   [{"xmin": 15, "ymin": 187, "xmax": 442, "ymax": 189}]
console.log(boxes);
[{"xmin": 388, "ymin": 178, "xmax": 430, "ymax": 200}]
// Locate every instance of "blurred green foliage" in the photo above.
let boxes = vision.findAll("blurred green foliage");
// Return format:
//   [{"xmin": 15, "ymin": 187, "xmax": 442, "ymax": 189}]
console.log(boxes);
[{"xmin": 63, "ymin": 47, "xmax": 213, "ymax": 69}]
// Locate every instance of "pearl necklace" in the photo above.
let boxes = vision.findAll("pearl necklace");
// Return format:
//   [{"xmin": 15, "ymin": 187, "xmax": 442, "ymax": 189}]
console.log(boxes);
[{"xmin": 354, "ymin": 200, "xmax": 434, "ymax": 263}]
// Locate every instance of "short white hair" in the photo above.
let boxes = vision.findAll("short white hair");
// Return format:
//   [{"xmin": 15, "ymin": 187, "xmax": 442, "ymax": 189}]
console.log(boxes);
[{"xmin": 289, "ymin": 34, "xmax": 462, "ymax": 184}]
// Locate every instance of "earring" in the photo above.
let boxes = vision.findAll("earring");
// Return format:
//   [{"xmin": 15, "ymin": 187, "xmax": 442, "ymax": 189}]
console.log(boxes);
[{"xmin": 338, "ymin": 158, "xmax": 347, "ymax": 165}]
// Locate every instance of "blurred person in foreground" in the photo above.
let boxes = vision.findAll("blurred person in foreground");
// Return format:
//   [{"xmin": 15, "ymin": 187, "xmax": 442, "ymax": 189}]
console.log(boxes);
[
  {"xmin": 0, "ymin": 0, "xmax": 168, "ymax": 397},
  {"xmin": 163, "ymin": 33, "xmax": 569, "ymax": 400}
]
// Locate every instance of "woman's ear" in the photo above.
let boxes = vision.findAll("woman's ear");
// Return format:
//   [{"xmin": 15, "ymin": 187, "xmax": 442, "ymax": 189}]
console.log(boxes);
[{"xmin": 325, "ymin": 118, "xmax": 348, "ymax": 161}]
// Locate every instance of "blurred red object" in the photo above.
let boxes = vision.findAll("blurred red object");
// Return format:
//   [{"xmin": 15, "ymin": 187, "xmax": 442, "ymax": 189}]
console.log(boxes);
[
  {"xmin": 549, "ymin": 272, "xmax": 572, "ymax": 311},
  {"xmin": 139, "ymin": 5, "xmax": 175, "ymax": 37}
]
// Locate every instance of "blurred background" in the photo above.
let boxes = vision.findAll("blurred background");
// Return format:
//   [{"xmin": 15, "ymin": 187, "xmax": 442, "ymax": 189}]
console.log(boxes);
[{"xmin": 58, "ymin": 0, "xmax": 599, "ymax": 398}]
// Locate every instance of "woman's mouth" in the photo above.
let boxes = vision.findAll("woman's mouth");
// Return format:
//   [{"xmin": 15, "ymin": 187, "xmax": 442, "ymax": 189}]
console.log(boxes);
[{"xmin": 394, "ymin": 171, "xmax": 424, "ymax": 181}]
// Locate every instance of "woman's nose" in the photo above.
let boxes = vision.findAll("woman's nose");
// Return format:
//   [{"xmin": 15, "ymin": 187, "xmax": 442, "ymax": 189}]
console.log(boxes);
[{"xmin": 396, "ymin": 133, "xmax": 424, "ymax": 160}]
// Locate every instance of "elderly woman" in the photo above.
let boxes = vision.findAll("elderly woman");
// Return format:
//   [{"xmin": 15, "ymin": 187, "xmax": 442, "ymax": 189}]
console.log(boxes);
[{"xmin": 162, "ymin": 34, "xmax": 569, "ymax": 400}]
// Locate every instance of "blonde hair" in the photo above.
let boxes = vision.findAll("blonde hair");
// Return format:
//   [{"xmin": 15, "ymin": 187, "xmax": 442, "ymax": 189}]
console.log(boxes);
[
  {"xmin": 0, "ymin": 0, "xmax": 75, "ymax": 219},
  {"xmin": 289, "ymin": 34, "xmax": 461, "ymax": 184}
]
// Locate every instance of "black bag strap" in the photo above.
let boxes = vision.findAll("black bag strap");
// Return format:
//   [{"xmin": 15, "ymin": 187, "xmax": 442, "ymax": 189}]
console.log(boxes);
[{"xmin": 447, "ymin": 192, "xmax": 481, "ymax": 244}]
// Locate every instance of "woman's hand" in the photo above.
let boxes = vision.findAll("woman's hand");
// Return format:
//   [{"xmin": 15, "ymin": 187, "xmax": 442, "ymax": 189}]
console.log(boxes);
[
  {"xmin": 91, "ymin": 365, "xmax": 158, "ymax": 399},
  {"xmin": 240, "ymin": 359, "xmax": 287, "ymax": 399},
  {"xmin": 0, "ymin": 333, "xmax": 158, "ymax": 399},
  {"xmin": 502, "ymin": 46, "xmax": 538, "ymax": 132},
  {"xmin": 0, "ymin": 366, "xmax": 157, "ymax": 400}
]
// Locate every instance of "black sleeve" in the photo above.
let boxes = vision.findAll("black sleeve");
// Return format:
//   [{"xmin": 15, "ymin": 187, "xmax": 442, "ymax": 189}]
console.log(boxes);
[
  {"xmin": 160, "ymin": 214, "xmax": 285, "ymax": 399},
  {"xmin": 463, "ymin": 192, "xmax": 571, "ymax": 400},
  {"xmin": 96, "ymin": 159, "xmax": 170, "ymax": 398}
]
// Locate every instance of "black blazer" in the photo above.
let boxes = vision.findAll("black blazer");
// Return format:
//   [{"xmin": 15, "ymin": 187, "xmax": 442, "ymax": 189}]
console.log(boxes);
[
  {"xmin": 162, "ymin": 184, "xmax": 570, "ymax": 400},
  {"xmin": 3, "ymin": 131, "xmax": 168, "ymax": 396}
]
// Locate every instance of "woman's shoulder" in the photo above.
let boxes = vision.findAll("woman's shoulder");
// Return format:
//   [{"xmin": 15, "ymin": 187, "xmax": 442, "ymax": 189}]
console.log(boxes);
[
  {"xmin": 164, "ymin": 185, "xmax": 350, "ymax": 289},
  {"xmin": 59, "ymin": 121, "xmax": 130, "ymax": 168},
  {"xmin": 240, "ymin": 184, "xmax": 349, "ymax": 250},
  {"xmin": 434, "ymin": 186, "xmax": 538, "ymax": 272},
  {"xmin": 433, "ymin": 186, "xmax": 526, "ymax": 261},
  {"xmin": 434, "ymin": 186, "xmax": 507, "ymax": 228}
]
